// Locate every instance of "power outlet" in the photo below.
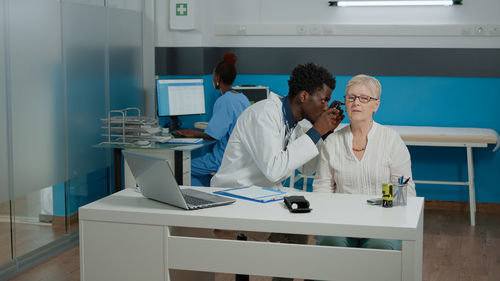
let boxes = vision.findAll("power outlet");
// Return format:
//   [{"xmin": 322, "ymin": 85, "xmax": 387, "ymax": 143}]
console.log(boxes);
[
  {"xmin": 237, "ymin": 25, "xmax": 247, "ymax": 35},
  {"xmin": 474, "ymin": 26, "xmax": 486, "ymax": 36},
  {"xmin": 489, "ymin": 25, "xmax": 500, "ymax": 36},
  {"xmin": 309, "ymin": 25, "xmax": 321, "ymax": 35},
  {"xmin": 322, "ymin": 25, "xmax": 334, "ymax": 35},
  {"xmin": 461, "ymin": 27, "xmax": 472, "ymax": 36},
  {"xmin": 296, "ymin": 25, "xmax": 307, "ymax": 35}
]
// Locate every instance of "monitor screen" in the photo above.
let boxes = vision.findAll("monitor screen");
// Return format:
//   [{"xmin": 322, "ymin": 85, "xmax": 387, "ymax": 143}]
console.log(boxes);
[
  {"xmin": 232, "ymin": 86, "xmax": 269, "ymax": 105},
  {"xmin": 156, "ymin": 79, "xmax": 206, "ymax": 117}
]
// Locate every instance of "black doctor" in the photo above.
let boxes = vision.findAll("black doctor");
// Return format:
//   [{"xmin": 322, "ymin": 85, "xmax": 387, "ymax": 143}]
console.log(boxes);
[
  {"xmin": 211, "ymin": 62, "xmax": 343, "ymax": 189},
  {"xmin": 211, "ymin": 62, "xmax": 343, "ymax": 281}
]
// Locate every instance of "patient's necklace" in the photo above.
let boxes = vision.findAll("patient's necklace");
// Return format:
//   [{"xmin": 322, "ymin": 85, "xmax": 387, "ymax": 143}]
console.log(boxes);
[{"xmin": 351, "ymin": 122, "xmax": 370, "ymax": 152}]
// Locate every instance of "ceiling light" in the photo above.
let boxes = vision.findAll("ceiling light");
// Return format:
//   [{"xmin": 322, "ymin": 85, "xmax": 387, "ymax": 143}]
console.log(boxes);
[{"xmin": 328, "ymin": 1, "xmax": 462, "ymax": 7}]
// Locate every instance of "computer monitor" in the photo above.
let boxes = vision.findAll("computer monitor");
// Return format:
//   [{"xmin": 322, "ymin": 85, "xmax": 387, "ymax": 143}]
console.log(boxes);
[
  {"xmin": 232, "ymin": 86, "xmax": 269, "ymax": 105},
  {"xmin": 156, "ymin": 78, "xmax": 206, "ymax": 130}
]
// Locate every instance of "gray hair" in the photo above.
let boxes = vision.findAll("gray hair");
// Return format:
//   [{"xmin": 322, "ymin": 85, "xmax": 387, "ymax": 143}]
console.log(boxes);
[{"xmin": 346, "ymin": 74, "xmax": 382, "ymax": 99}]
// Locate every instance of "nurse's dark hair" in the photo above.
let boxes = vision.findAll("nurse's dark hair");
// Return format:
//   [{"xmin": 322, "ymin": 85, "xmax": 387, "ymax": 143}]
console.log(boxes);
[
  {"xmin": 288, "ymin": 62, "xmax": 336, "ymax": 98},
  {"xmin": 214, "ymin": 52, "xmax": 237, "ymax": 85}
]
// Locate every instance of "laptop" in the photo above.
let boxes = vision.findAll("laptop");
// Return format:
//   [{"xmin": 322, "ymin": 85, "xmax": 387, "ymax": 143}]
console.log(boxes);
[{"xmin": 123, "ymin": 151, "xmax": 236, "ymax": 210}]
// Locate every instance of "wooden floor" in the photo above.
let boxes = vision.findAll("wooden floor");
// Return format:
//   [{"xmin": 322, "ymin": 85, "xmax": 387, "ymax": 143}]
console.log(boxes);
[
  {"xmin": 9, "ymin": 246, "xmax": 80, "ymax": 281},
  {"xmin": 8, "ymin": 202, "xmax": 500, "ymax": 281},
  {"xmin": 0, "ymin": 222, "xmax": 65, "ymax": 266}
]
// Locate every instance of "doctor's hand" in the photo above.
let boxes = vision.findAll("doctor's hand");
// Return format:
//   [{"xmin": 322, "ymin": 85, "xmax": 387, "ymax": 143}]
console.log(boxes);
[
  {"xmin": 312, "ymin": 108, "xmax": 342, "ymax": 136},
  {"xmin": 329, "ymin": 100, "xmax": 345, "ymax": 125},
  {"xmin": 332, "ymin": 108, "xmax": 345, "ymax": 128}
]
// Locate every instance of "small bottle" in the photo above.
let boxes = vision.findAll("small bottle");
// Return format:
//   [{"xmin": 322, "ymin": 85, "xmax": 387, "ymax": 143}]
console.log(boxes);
[{"xmin": 382, "ymin": 184, "xmax": 393, "ymax": 208}]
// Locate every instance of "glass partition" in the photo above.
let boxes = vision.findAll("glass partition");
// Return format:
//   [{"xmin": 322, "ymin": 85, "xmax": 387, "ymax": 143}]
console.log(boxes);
[
  {"xmin": 63, "ymin": 3, "xmax": 143, "ymax": 233},
  {"xmin": 9, "ymin": 0, "xmax": 65, "ymax": 198},
  {"xmin": 8, "ymin": 0, "xmax": 64, "ymax": 258},
  {"xmin": 63, "ymin": 2, "xmax": 108, "ymax": 234},
  {"xmin": 0, "ymin": 25, "xmax": 10, "ymax": 261},
  {"xmin": 63, "ymin": 2, "xmax": 108, "ymax": 178},
  {"xmin": 108, "ymin": 7, "xmax": 143, "ymax": 111},
  {"xmin": 13, "ymin": 187, "xmax": 65, "ymax": 258},
  {"xmin": 1, "ymin": 0, "xmax": 12, "ymax": 267},
  {"xmin": 0, "ymin": 0, "xmax": 9, "ymax": 205},
  {"xmin": 0, "ymin": 0, "xmax": 145, "ymax": 275}
]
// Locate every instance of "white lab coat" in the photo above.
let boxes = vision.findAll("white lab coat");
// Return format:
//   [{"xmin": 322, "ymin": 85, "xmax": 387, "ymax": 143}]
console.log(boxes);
[{"xmin": 211, "ymin": 94, "xmax": 320, "ymax": 189}]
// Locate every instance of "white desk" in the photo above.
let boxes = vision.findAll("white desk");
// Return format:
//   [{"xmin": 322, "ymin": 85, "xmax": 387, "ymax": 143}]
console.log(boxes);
[{"xmin": 79, "ymin": 187, "xmax": 424, "ymax": 281}]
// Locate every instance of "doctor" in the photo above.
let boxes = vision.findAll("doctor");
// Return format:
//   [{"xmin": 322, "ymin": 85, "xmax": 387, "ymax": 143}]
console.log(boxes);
[
  {"xmin": 211, "ymin": 62, "xmax": 343, "ymax": 189},
  {"xmin": 177, "ymin": 52, "xmax": 251, "ymax": 186},
  {"xmin": 211, "ymin": 62, "xmax": 343, "ymax": 281}
]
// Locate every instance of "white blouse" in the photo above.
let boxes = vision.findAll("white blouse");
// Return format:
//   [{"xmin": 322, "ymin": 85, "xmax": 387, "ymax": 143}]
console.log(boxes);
[{"xmin": 313, "ymin": 122, "xmax": 416, "ymax": 197}]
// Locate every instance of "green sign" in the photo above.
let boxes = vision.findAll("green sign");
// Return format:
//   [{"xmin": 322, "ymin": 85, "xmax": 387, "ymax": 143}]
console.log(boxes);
[{"xmin": 176, "ymin": 3, "xmax": 188, "ymax": 16}]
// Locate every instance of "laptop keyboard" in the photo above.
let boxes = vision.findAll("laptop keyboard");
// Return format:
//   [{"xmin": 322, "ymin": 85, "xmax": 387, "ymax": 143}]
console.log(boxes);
[{"xmin": 183, "ymin": 194, "xmax": 212, "ymax": 206}]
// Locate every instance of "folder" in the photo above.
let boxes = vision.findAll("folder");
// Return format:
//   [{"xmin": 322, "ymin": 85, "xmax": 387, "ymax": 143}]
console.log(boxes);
[{"xmin": 214, "ymin": 186, "xmax": 286, "ymax": 203}]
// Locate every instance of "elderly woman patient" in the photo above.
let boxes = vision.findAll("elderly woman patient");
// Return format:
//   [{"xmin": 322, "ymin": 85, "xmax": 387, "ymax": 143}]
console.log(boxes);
[{"xmin": 313, "ymin": 74, "xmax": 416, "ymax": 250}]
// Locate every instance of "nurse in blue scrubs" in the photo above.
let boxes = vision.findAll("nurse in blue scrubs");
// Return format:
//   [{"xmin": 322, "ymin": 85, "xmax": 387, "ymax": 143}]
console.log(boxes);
[{"xmin": 177, "ymin": 52, "xmax": 251, "ymax": 186}]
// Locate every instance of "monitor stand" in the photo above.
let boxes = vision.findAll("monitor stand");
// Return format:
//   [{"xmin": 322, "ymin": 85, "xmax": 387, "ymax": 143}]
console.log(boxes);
[
  {"xmin": 168, "ymin": 115, "xmax": 184, "ymax": 184},
  {"xmin": 169, "ymin": 116, "xmax": 179, "ymax": 131}
]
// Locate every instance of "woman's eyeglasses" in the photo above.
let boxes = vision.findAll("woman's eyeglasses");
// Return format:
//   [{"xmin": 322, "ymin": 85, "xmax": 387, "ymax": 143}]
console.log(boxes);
[{"xmin": 344, "ymin": 95, "xmax": 378, "ymax": 104}]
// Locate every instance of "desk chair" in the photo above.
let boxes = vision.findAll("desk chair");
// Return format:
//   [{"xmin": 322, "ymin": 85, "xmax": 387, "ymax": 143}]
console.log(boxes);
[
  {"xmin": 287, "ymin": 120, "xmax": 318, "ymax": 190},
  {"xmin": 288, "ymin": 164, "xmax": 316, "ymax": 190}
]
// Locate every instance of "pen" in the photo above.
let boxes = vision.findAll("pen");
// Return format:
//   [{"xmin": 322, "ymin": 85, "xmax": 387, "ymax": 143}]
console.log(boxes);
[
  {"xmin": 259, "ymin": 196, "xmax": 284, "ymax": 202},
  {"xmin": 403, "ymin": 177, "xmax": 411, "ymax": 184}
]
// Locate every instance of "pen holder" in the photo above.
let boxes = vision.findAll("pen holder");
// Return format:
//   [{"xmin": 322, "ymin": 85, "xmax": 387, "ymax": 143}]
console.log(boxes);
[{"xmin": 393, "ymin": 184, "xmax": 408, "ymax": 207}]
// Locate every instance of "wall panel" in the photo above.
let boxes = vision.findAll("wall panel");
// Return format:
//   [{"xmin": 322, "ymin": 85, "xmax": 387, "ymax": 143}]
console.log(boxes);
[{"xmin": 155, "ymin": 47, "xmax": 500, "ymax": 78}]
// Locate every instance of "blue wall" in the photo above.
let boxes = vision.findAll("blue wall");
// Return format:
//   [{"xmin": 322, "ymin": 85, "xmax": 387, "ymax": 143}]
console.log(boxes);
[
  {"xmin": 166, "ymin": 74, "xmax": 500, "ymax": 203},
  {"xmin": 53, "ymin": 168, "xmax": 109, "ymax": 216}
]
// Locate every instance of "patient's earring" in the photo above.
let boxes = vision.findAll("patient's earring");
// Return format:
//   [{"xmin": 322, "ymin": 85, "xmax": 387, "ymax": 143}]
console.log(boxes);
[{"xmin": 216, "ymin": 81, "xmax": 220, "ymax": 87}]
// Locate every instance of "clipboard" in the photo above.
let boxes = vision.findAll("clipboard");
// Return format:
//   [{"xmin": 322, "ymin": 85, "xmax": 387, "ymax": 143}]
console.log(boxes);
[{"xmin": 214, "ymin": 186, "xmax": 286, "ymax": 203}]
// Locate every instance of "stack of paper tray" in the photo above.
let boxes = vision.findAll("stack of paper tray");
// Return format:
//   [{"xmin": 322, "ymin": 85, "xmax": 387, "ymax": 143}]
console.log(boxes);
[{"xmin": 99, "ymin": 107, "xmax": 161, "ymax": 145}]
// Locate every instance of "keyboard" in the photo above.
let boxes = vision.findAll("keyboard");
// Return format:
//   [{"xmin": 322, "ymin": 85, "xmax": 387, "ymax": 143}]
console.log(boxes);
[
  {"xmin": 183, "ymin": 195, "xmax": 213, "ymax": 206},
  {"xmin": 165, "ymin": 138, "xmax": 203, "ymax": 144}
]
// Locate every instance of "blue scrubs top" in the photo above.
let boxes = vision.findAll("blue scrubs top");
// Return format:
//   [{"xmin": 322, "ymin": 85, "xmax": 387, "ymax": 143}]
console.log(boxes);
[{"xmin": 197, "ymin": 91, "xmax": 251, "ymax": 171}]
